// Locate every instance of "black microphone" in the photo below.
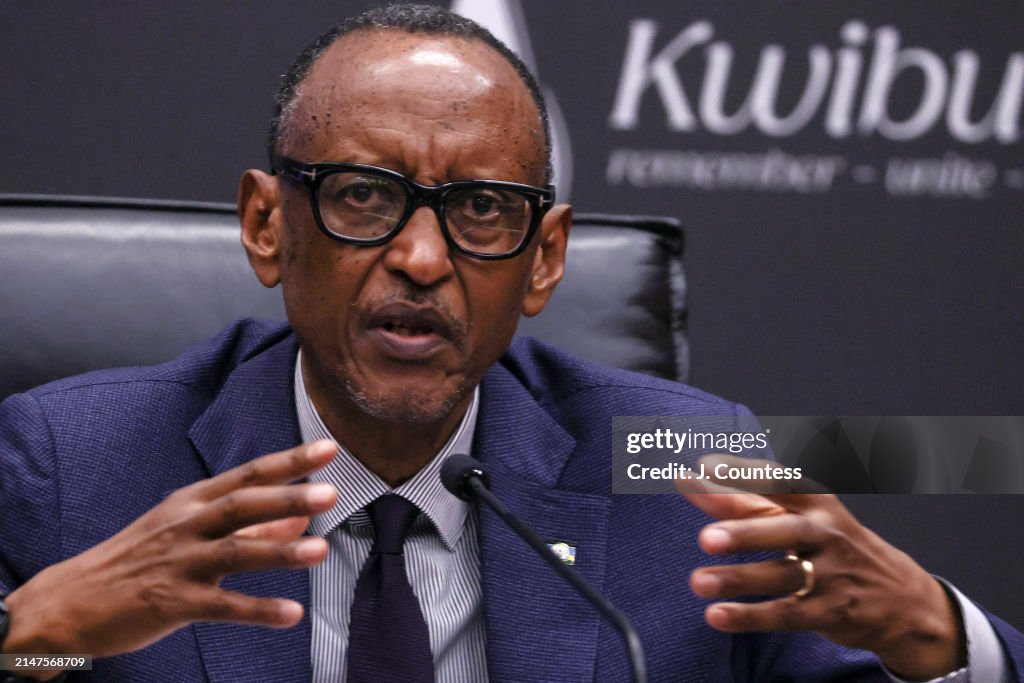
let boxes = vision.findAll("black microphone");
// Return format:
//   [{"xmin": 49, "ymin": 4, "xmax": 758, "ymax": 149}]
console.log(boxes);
[{"xmin": 441, "ymin": 453, "xmax": 648, "ymax": 683}]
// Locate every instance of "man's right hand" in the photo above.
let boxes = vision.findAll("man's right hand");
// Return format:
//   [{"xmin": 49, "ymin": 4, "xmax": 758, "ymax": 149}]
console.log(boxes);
[{"xmin": 2, "ymin": 439, "xmax": 338, "ymax": 673}]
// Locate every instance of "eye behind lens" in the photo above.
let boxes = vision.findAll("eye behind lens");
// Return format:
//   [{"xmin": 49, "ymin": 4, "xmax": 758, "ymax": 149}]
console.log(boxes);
[{"xmin": 318, "ymin": 172, "xmax": 406, "ymax": 238}]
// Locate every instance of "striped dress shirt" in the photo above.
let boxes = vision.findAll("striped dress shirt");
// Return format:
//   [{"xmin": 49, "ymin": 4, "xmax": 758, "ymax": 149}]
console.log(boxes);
[{"xmin": 295, "ymin": 351, "xmax": 489, "ymax": 683}]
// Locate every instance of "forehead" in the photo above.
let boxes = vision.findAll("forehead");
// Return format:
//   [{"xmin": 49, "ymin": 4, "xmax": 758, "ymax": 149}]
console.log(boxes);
[{"xmin": 282, "ymin": 29, "xmax": 546, "ymax": 183}]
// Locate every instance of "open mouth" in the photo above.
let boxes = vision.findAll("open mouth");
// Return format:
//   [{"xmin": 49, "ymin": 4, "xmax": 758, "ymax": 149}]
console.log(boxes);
[
  {"xmin": 381, "ymin": 320, "xmax": 434, "ymax": 337},
  {"xmin": 365, "ymin": 302, "xmax": 458, "ymax": 360},
  {"xmin": 369, "ymin": 302, "xmax": 454, "ymax": 340}
]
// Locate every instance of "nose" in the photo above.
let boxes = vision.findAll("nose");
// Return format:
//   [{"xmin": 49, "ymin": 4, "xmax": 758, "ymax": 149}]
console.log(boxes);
[{"xmin": 381, "ymin": 205, "xmax": 455, "ymax": 287}]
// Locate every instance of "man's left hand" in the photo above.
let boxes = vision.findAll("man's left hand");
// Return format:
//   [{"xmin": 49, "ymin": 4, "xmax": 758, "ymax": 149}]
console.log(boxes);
[{"xmin": 677, "ymin": 455, "xmax": 966, "ymax": 681}]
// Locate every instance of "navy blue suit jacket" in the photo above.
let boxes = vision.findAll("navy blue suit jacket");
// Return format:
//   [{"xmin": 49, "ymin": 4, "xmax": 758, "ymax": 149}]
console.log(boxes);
[{"xmin": 2, "ymin": 319, "xmax": 1022, "ymax": 681}]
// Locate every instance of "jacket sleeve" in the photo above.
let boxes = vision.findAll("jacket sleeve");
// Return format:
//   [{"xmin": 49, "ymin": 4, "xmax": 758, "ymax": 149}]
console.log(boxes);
[
  {"xmin": 989, "ymin": 612, "xmax": 1024, "ymax": 681},
  {"xmin": 0, "ymin": 392, "xmax": 63, "ymax": 595}
]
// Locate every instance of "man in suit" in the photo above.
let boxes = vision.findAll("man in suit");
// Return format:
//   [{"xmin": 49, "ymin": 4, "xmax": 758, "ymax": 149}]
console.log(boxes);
[{"xmin": 1, "ymin": 5, "xmax": 1021, "ymax": 681}]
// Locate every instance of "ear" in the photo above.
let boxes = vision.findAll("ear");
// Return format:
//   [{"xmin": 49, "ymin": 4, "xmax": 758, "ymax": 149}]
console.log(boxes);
[
  {"xmin": 522, "ymin": 204, "xmax": 572, "ymax": 317},
  {"xmin": 238, "ymin": 169, "xmax": 284, "ymax": 288}
]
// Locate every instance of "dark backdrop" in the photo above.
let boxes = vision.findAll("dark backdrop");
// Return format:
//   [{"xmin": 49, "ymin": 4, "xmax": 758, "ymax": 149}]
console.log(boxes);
[{"xmin": 3, "ymin": 1, "xmax": 1023, "ymax": 628}]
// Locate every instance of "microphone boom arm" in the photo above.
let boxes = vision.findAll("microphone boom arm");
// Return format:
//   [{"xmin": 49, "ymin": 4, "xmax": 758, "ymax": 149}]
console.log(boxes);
[{"xmin": 457, "ymin": 468, "xmax": 648, "ymax": 683}]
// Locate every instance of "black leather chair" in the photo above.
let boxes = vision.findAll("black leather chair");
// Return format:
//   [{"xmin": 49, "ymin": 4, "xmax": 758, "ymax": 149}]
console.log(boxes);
[{"xmin": 0, "ymin": 195, "xmax": 688, "ymax": 399}]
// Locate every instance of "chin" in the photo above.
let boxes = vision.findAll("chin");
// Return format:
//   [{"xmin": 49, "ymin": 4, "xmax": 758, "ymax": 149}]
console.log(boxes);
[{"xmin": 342, "ymin": 376, "xmax": 470, "ymax": 425}]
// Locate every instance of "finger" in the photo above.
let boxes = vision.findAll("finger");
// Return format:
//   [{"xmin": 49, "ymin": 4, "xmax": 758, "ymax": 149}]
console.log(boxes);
[
  {"xmin": 677, "ymin": 464, "xmax": 834, "ymax": 521},
  {"xmin": 678, "ymin": 484, "xmax": 785, "ymax": 522},
  {"xmin": 195, "ymin": 440, "xmax": 336, "ymax": 500},
  {"xmin": 705, "ymin": 597, "xmax": 811, "ymax": 633},
  {"xmin": 234, "ymin": 516, "xmax": 311, "ymax": 541},
  {"xmin": 760, "ymin": 491, "xmax": 841, "ymax": 515},
  {"xmin": 195, "ymin": 483, "xmax": 337, "ymax": 537},
  {"xmin": 691, "ymin": 559, "xmax": 808, "ymax": 599},
  {"xmin": 190, "ymin": 536, "xmax": 329, "ymax": 579},
  {"xmin": 699, "ymin": 514, "xmax": 827, "ymax": 555},
  {"xmin": 700, "ymin": 454, "xmax": 832, "ymax": 496},
  {"xmin": 191, "ymin": 586, "xmax": 305, "ymax": 628}
]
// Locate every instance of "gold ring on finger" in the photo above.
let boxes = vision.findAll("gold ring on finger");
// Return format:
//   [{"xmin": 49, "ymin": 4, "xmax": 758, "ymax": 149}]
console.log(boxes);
[{"xmin": 785, "ymin": 551, "xmax": 815, "ymax": 598}]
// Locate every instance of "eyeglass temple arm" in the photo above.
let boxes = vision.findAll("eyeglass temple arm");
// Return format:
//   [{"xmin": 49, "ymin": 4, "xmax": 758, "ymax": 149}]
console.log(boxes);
[{"xmin": 271, "ymin": 155, "xmax": 317, "ymax": 183}]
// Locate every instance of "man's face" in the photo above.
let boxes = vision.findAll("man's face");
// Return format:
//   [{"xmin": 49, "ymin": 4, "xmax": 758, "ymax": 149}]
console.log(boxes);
[{"xmin": 241, "ymin": 30, "xmax": 568, "ymax": 425}]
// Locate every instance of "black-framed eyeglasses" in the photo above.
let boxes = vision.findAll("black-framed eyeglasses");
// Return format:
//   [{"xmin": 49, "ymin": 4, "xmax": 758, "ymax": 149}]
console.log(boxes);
[{"xmin": 271, "ymin": 155, "xmax": 555, "ymax": 260}]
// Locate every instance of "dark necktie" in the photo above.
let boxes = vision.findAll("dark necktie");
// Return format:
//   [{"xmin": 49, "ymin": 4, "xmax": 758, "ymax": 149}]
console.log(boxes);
[{"xmin": 346, "ymin": 494, "xmax": 435, "ymax": 683}]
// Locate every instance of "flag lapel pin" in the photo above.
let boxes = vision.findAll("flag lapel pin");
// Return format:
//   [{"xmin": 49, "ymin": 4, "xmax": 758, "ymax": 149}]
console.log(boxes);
[{"xmin": 547, "ymin": 541, "xmax": 577, "ymax": 566}]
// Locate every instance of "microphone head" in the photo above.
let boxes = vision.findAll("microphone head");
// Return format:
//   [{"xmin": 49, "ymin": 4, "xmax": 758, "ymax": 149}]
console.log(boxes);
[{"xmin": 441, "ymin": 453, "xmax": 490, "ymax": 501}]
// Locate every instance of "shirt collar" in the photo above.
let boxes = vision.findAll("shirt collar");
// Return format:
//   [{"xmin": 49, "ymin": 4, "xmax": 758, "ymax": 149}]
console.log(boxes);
[{"xmin": 294, "ymin": 349, "xmax": 478, "ymax": 552}]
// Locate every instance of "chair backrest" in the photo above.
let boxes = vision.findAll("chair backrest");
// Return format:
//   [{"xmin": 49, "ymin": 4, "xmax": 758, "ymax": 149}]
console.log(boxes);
[{"xmin": 0, "ymin": 195, "xmax": 688, "ymax": 399}]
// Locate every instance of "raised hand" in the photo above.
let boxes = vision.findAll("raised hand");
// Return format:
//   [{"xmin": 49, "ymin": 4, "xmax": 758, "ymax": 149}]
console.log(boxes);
[
  {"xmin": 3, "ymin": 440, "xmax": 338, "ymax": 675},
  {"xmin": 678, "ymin": 454, "xmax": 966, "ymax": 681}
]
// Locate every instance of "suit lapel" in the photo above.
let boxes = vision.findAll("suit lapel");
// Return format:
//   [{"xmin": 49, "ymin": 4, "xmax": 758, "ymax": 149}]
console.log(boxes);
[
  {"xmin": 476, "ymin": 363, "xmax": 613, "ymax": 683},
  {"xmin": 184, "ymin": 335, "xmax": 615, "ymax": 681},
  {"xmin": 188, "ymin": 333, "xmax": 312, "ymax": 682}
]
